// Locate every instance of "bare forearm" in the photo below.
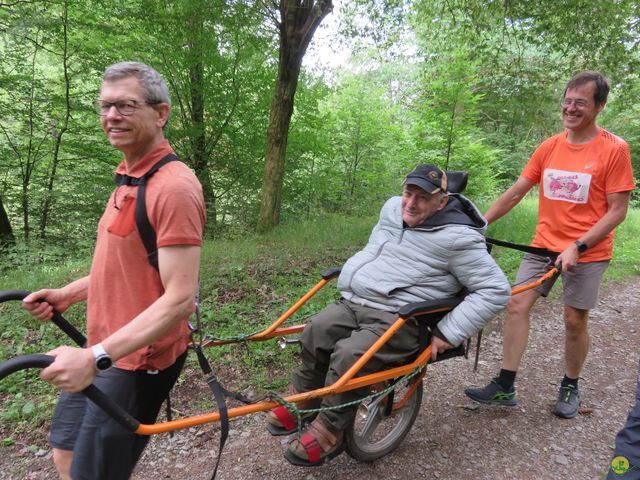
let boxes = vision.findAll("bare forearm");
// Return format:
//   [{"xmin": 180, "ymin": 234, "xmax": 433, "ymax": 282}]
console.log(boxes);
[
  {"xmin": 101, "ymin": 289, "xmax": 194, "ymax": 361},
  {"xmin": 484, "ymin": 192, "xmax": 520, "ymax": 224},
  {"xmin": 99, "ymin": 245, "xmax": 200, "ymax": 361},
  {"xmin": 60, "ymin": 276, "xmax": 90, "ymax": 305},
  {"xmin": 579, "ymin": 206, "xmax": 628, "ymax": 247},
  {"xmin": 484, "ymin": 177, "xmax": 533, "ymax": 224},
  {"xmin": 555, "ymin": 192, "xmax": 630, "ymax": 270}
]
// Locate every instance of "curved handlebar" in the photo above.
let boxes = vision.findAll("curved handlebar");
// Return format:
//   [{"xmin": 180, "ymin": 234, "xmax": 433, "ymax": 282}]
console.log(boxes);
[
  {"xmin": 0, "ymin": 354, "xmax": 140, "ymax": 433},
  {"xmin": 0, "ymin": 290, "xmax": 86, "ymax": 347}
]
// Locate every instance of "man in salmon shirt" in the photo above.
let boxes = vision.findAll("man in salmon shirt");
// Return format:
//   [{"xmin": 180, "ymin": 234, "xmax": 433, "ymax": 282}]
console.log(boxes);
[
  {"xmin": 465, "ymin": 71, "xmax": 635, "ymax": 419},
  {"xmin": 22, "ymin": 62, "xmax": 205, "ymax": 479}
]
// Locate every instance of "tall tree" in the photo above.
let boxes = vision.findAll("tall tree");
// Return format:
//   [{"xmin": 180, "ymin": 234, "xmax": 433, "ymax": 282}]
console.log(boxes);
[
  {"xmin": 256, "ymin": 0, "xmax": 333, "ymax": 233},
  {"xmin": 39, "ymin": 0, "xmax": 72, "ymax": 238},
  {"xmin": 0, "ymin": 193, "xmax": 14, "ymax": 245}
]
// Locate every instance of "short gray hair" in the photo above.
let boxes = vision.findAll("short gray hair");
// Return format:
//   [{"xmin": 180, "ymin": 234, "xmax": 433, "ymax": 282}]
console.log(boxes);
[{"xmin": 102, "ymin": 62, "xmax": 171, "ymax": 109}]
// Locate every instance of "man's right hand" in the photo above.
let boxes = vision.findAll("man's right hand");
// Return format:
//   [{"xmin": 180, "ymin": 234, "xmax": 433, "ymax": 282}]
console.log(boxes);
[
  {"xmin": 22, "ymin": 289, "xmax": 72, "ymax": 321},
  {"xmin": 430, "ymin": 336, "xmax": 453, "ymax": 362}
]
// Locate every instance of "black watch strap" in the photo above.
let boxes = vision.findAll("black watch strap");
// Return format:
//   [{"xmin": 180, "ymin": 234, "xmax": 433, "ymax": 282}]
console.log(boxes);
[{"xmin": 574, "ymin": 240, "xmax": 588, "ymax": 253}]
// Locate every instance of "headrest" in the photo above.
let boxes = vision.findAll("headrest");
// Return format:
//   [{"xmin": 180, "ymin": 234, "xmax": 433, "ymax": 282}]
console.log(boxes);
[{"xmin": 444, "ymin": 171, "xmax": 468, "ymax": 194}]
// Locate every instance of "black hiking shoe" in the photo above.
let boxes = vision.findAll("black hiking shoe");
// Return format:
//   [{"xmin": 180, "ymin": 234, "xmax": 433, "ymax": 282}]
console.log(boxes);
[
  {"xmin": 553, "ymin": 384, "xmax": 581, "ymax": 419},
  {"xmin": 464, "ymin": 378, "xmax": 517, "ymax": 406}
]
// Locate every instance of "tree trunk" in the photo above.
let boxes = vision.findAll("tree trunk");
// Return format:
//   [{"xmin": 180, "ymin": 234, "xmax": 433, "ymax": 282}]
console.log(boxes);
[
  {"xmin": 256, "ymin": 0, "xmax": 333, "ymax": 233},
  {"xmin": 189, "ymin": 58, "xmax": 217, "ymax": 228},
  {"xmin": 0, "ymin": 194, "xmax": 15, "ymax": 246},
  {"xmin": 40, "ymin": 0, "xmax": 71, "ymax": 238},
  {"xmin": 184, "ymin": 9, "xmax": 217, "ymax": 231}
]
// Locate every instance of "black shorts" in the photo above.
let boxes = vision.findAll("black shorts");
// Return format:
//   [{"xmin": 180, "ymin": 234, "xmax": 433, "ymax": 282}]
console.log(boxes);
[{"xmin": 49, "ymin": 351, "xmax": 186, "ymax": 480}]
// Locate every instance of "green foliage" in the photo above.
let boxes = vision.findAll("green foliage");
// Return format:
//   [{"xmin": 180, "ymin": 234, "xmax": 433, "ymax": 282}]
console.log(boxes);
[
  {"xmin": 0, "ymin": 0, "xmax": 639, "ymax": 247},
  {"xmin": 410, "ymin": 0, "xmax": 640, "ymax": 188},
  {"xmin": 410, "ymin": 51, "xmax": 502, "ymax": 199},
  {"xmin": 608, "ymin": 208, "xmax": 640, "ymax": 278}
]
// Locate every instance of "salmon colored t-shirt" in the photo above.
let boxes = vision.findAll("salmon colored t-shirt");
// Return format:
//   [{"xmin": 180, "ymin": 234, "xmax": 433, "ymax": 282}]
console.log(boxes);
[
  {"xmin": 87, "ymin": 140, "xmax": 206, "ymax": 371},
  {"xmin": 521, "ymin": 129, "xmax": 635, "ymax": 262}
]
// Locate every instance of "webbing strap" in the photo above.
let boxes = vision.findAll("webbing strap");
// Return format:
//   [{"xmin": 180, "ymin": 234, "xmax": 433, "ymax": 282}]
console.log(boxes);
[
  {"xmin": 191, "ymin": 344, "xmax": 227, "ymax": 480},
  {"xmin": 485, "ymin": 237, "xmax": 558, "ymax": 259},
  {"xmin": 191, "ymin": 343, "xmax": 253, "ymax": 480},
  {"xmin": 113, "ymin": 153, "xmax": 180, "ymax": 270},
  {"xmin": 206, "ymin": 374, "xmax": 228, "ymax": 480}
]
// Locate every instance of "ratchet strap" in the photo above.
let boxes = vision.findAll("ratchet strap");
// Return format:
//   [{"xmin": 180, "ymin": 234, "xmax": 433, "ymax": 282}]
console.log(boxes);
[{"xmin": 113, "ymin": 153, "xmax": 180, "ymax": 270}]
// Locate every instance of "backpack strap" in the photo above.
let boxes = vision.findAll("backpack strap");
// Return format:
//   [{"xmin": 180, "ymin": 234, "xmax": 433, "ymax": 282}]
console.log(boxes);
[{"xmin": 113, "ymin": 153, "xmax": 180, "ymax": 270}]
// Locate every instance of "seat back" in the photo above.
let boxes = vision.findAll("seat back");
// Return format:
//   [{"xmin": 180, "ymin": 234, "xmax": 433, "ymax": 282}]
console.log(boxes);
[{"xmin": 445, "ymin": 170, "xmax": 468, "ymax": 194}]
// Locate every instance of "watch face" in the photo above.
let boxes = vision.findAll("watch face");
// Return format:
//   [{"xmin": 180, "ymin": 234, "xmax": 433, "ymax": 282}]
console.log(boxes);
[{"xmin": 96, "ymin": 356, "xmax": 112, "ymax": 370}]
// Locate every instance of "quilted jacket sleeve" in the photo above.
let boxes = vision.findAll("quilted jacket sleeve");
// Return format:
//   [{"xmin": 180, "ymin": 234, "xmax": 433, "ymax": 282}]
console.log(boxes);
[{"xmin": 435, "ymin": 230, "xmax": 511, "ymax": 346}]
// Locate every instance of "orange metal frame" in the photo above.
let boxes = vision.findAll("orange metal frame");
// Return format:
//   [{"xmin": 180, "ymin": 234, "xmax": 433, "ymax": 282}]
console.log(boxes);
[{"xmin": 134, "ymin": 267, "xmax": 559, "ymax": 436}]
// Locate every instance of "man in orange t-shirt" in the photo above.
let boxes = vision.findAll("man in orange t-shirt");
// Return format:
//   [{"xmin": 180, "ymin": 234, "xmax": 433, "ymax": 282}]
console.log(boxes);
[
  {"xmin": 465, "ymin": 71, "xmax": 635, "ymax": 419},
  {"xmin": 22, "ymin": 62, "xmax": 205, "ymax": 479}
]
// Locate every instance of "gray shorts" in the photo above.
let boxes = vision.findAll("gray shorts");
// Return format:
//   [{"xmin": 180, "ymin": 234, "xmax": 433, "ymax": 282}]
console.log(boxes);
[
  {"xmin": 49, "ymin": 351, "xmax": 186, "ymax": 480},
  {"xmin": 515, "ymin": 253, "xmax": 609, "ymax": 310}
]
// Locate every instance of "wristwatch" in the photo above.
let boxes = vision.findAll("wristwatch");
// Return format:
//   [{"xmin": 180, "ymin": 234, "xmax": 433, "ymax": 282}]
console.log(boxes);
[
  {"xmin": 91, "ymin": 343, "xmax": 113, "ymax": 371},
  {"xmin": 574, "ymin": 240, "xmax": 588, "ymax": 253}
]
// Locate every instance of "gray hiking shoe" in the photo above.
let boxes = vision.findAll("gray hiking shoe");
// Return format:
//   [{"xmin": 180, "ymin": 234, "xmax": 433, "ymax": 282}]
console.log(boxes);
[
  {"xmin": 464, "ymin": 378, "xmax": 516, "ymax": 406},
  {"xmin": 553, "ymin": 384, "xmax": 581, "ymax": 419}
]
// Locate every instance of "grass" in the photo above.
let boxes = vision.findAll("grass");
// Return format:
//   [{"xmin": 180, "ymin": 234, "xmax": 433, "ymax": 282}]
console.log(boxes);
[{"xmin": 1, "ymin": 204, "xmax": 639, "ymax": 429}]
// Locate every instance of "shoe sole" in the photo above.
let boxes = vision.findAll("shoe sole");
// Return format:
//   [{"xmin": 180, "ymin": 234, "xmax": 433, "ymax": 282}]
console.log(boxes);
[
  {"xmin": 464, "ymin": 389, "xmax": 517, "ymax": 407},
  {"xmin": 266, "ymin": 422, "xmax": 298, "ymax": 436},
  {"xmin": 553, "ymin": 406, "xmax": 579, "ymax": 419},
  {"xmin": 284, "ymin": 443, "xmax": 345, "ymax": 467}
]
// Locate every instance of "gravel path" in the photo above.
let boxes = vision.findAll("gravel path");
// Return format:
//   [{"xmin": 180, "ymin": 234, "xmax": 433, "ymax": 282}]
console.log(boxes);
[{"xmin": 2, "ymin": 277, "xmax": 639, "ymax": 480}]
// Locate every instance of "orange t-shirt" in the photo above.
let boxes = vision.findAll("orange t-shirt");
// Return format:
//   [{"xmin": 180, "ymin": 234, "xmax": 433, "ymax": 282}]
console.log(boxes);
[
  {"xmin": 521, "ymin": 129, "xmax": 635, "ymax": 262},
  {"xmin": 87, "ymin": 140, "xmax": 206, "ymax": 371}
]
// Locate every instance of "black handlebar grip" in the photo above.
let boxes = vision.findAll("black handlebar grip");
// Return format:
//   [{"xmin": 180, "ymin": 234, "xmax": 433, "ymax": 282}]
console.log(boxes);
[
  {"xmin": 0, "ymin": 290, "xmax": 87, "ymax": 347},
  {"xmin": 0, "ymin": 354, "xmax": 140, "ymax": 433},
  {"xmin": 321, "ymin": 268, "xmax": 342, "ymax": 280}
]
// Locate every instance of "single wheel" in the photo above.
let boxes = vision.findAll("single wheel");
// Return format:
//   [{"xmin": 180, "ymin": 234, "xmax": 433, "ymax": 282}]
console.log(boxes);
[{"xmin": 344, "ymin": 376, "xmax": 423, "ymax": 462}]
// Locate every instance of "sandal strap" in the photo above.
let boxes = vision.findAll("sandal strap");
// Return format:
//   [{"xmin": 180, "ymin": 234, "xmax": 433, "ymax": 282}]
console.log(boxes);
[
  {"xmin": 299, "ymin": 432, "xmax": 322, "ymax": 463},
  {"xmin": 271, "ymin": 406, "xmax": 297, "ymax": 431},
  {"xmin": 307, "ymin": 420, "xmax": 342, "ymax": 451}
]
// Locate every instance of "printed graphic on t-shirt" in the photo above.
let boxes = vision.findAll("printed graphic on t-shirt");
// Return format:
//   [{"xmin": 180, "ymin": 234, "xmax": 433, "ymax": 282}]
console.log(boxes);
[{"xmin": 542, "ymin": 168, "xmax": 591, "ymax": 204}]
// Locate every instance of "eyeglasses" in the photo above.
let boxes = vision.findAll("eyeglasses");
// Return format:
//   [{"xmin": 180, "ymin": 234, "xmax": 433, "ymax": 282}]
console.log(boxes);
[
  {"xmin": 93, "ymin": 99, "xmax": 159, "ymax": 116},
  {"xmin": 561, "ymin": 98, "xmax": 591, "ymax": 108}
]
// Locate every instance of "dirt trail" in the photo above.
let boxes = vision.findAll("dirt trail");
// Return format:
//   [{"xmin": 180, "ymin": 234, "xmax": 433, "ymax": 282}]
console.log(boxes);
[{"xmin": 2, "ymin": 277, "xmax": 639, "ymax": 480}]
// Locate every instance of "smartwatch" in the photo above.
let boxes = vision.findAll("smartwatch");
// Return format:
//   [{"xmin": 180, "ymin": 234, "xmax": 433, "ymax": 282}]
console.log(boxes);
[
  {"xmin": 91, "ymin": 343, "xmax": 113, "ymax": 371},
  {"xmin": 574, "ymin": 240, "xmax": 588, "ymax": 253}
]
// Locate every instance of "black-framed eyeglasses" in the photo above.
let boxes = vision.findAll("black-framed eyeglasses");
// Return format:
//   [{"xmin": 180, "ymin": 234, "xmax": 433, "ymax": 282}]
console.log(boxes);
[
  {"xmin": 93, "ymin": 99, "xmax": 160, "ymax": 116},
  {"xmin": 561, "ymin": 98, "xmax": 591, "ymax": 108}
]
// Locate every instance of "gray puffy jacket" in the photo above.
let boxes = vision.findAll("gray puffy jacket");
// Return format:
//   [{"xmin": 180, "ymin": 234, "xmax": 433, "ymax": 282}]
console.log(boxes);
[{"xmin": 337, "ymin": 194, "xmax": 511, "ymax": 346}]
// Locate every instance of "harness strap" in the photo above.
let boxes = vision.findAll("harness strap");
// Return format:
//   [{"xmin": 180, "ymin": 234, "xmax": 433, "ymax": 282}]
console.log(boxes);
[
  {"xmin": 113, "ymin": 153, "xmax": 180, "ymax": 270},
  {"xmin": 190, "ymin": 344, "xmax": 227, "ymax": 480},
  {"xmin": 485, "ymin": 237, "xmax": 558, "ymax": 259},
  {"xmin": 191, "ymin": 341, "xmax": 254, "ymax": 480}
]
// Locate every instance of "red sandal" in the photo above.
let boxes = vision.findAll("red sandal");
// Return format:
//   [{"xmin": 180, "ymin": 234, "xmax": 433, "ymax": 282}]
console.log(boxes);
[
  {"xmin": 284, "ymin": 418, "xmax": 345, "ymax": 467},
  {"xmin": 266, "ymin": 405, "xmax": 317, "ymax": 436}
]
